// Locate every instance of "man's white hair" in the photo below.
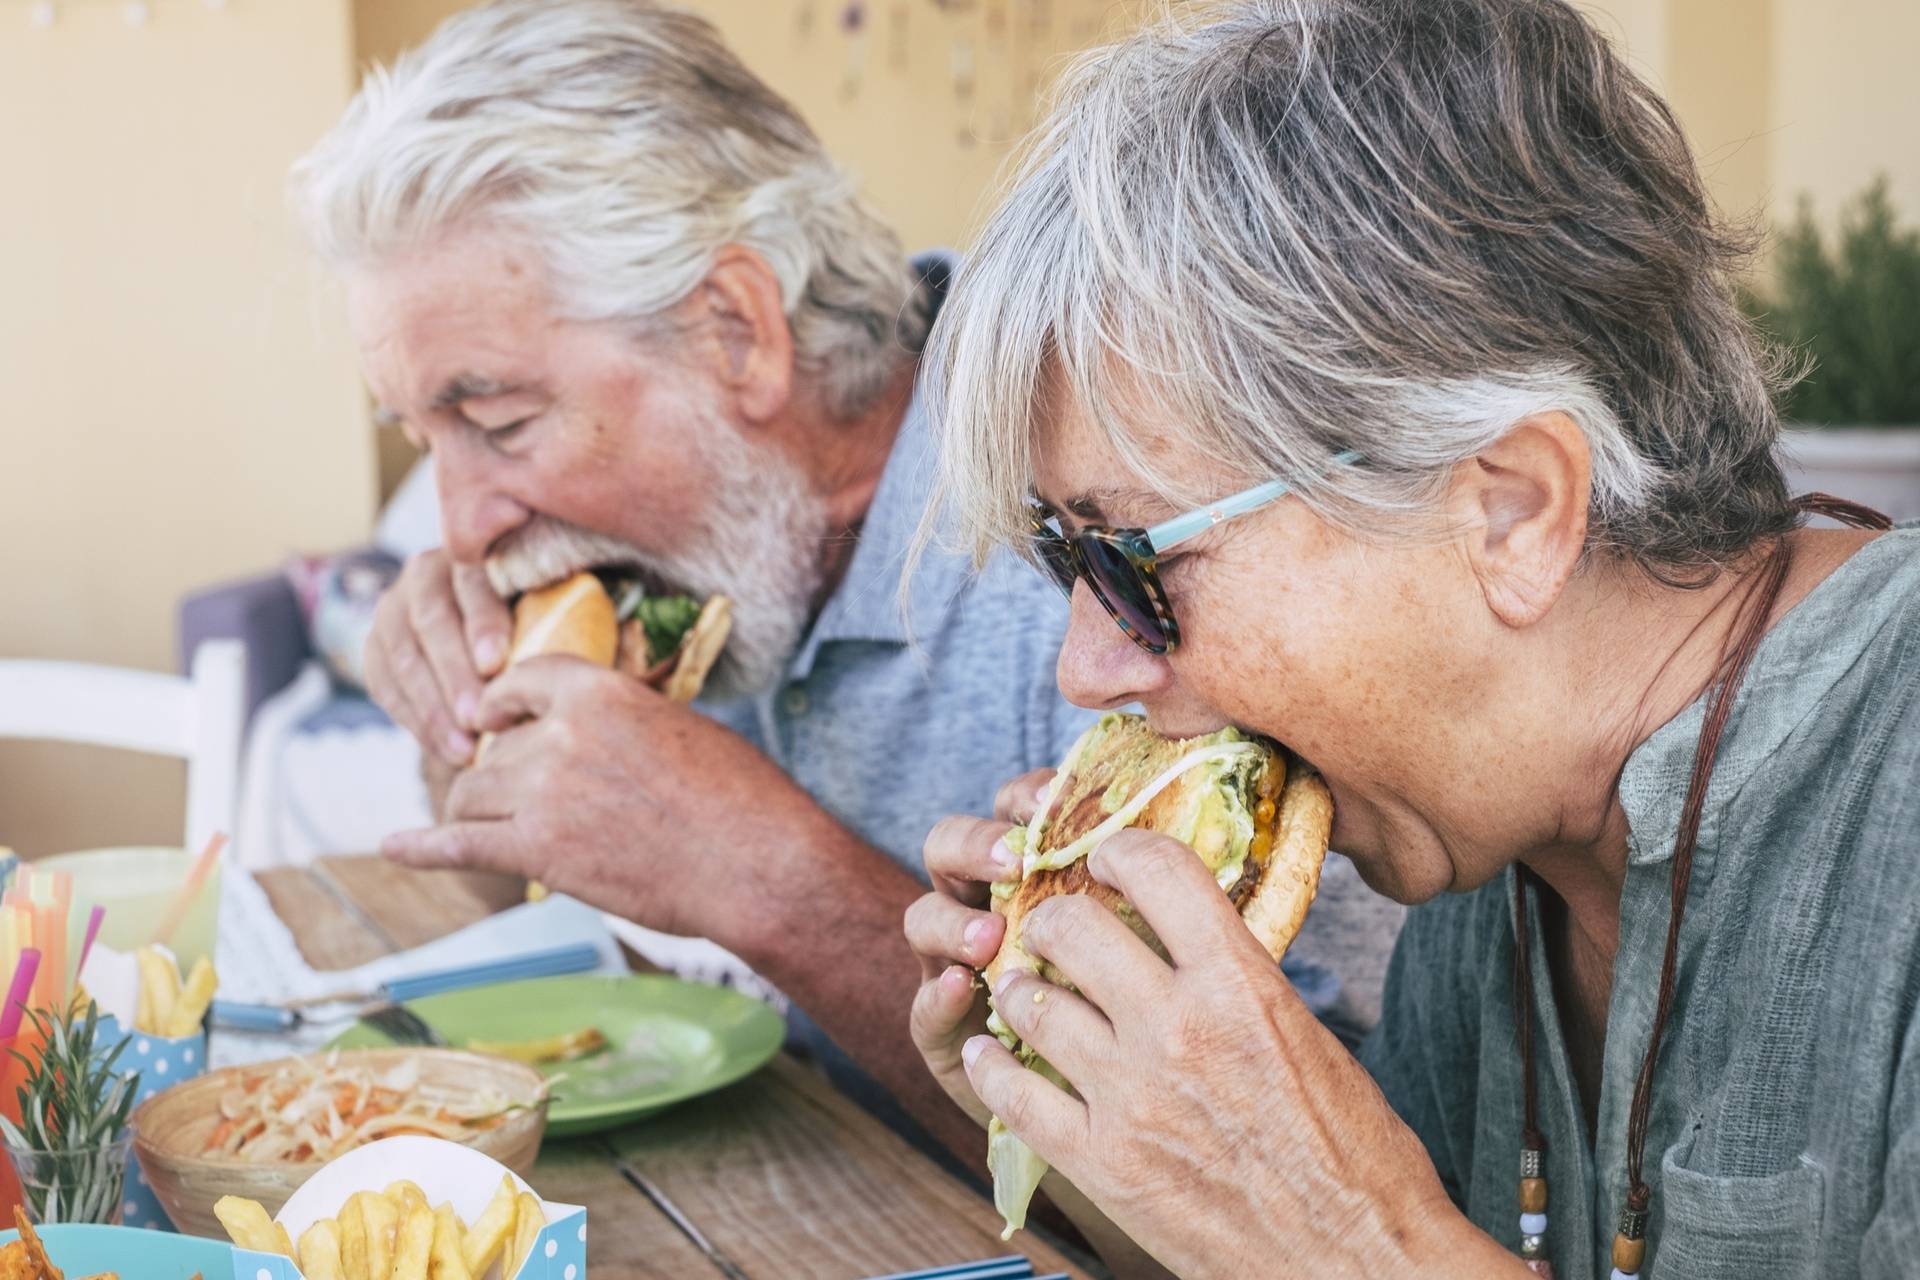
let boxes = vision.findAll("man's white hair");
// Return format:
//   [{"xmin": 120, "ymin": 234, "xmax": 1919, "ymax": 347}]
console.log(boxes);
[{"xmin": 293, "ymin": 0, "xmax": 916, "ymax": 421}]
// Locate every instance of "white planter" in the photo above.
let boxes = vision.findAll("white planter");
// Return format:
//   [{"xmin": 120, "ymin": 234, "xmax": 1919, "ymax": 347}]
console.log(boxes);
[{"xmin": 1777, "ymin": 426, "xmax": 1920, "ymax": 525}]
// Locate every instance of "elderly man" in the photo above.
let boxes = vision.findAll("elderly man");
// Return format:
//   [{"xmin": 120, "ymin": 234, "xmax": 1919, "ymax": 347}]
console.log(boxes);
[
  {"xmin": 293, "ymin": 0, "xmax": 1393, "ymax": 1171},
  {"xmin": 289, "ymin": 0, "xmax": 1093, "ymax": 1165}
]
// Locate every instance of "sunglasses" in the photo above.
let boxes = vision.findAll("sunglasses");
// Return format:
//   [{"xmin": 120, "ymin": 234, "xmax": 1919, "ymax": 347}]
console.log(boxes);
[{"xmin": 1028, "ymin": 450, "xmax": 1361, "ymax": 654}]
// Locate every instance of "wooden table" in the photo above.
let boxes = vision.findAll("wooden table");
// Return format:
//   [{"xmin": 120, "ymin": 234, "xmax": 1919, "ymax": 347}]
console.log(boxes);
[{"xmin": 254, "ymin": 857, "xmax": 1094, "ymax": 1280}]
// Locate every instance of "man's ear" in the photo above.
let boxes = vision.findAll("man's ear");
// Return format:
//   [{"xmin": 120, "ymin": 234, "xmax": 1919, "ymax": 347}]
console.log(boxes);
[
  {"xmin": 695, "ymin": 245, "xmax": 794, "ymax": 424},
  {"xmin": 1448, "ymin": 412, "xmax": 1591, "ymax": 628}
]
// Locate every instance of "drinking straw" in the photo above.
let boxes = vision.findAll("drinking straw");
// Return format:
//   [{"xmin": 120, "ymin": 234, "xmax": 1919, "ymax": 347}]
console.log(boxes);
[
  {"xmin": 31, "ymin": 903, "xmax": 58, "ymax": 1012},
  {"xmin": 150, "ymin": 831, "xmax": 227, "ymax": 947},
  {"xmin": 76, "ymin": 905, "xmax": 105, "ymax": 985},
  {"xmin": 0, "ymin": 950, "xmax": 41, "ymax": 1041}
]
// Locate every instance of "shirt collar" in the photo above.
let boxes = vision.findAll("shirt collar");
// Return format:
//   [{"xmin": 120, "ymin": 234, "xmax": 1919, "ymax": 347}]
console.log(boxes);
[
  {"xmin": 1617, "ymin": 529, "xmax": 1917, "ymax": 867},
  {"xmin": 791, "ymin": 392, "xmax": 966, "ymax": 663},
  {"xmin": 785, "ymin": 253, "xmax": 967, "ymax": 678}
]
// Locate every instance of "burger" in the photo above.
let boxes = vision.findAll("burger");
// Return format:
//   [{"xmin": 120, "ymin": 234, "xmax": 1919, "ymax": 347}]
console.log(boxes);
[
  {"xmin": 498, "ymin": 570, "xmax": 732, "ymax": 704},
  {"xmin": 982, "ymin": 712, "xmax": 1333, "ymax": 1238}
]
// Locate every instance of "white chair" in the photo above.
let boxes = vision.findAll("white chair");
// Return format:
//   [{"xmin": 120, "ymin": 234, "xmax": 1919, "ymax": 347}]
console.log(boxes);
[{"xmin": 0, "ymin": 640, "xmax": 246, "ymax": 854}]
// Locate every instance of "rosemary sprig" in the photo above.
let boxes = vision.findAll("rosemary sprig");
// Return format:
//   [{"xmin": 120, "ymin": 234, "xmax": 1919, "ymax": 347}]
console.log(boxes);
[{"xmin": 0, "ymin": 1000, "xmax": 140, "ymax": 1224}]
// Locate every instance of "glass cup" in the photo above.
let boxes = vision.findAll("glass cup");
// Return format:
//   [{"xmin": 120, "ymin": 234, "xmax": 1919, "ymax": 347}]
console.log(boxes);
[{"xmin": 4, "ymin": 1130, "xmax": 136, "ymax": 1225}]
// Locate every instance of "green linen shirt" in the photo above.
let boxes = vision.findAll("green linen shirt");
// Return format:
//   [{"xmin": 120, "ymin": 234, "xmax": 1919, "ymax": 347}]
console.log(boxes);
[{"xmin": 1362, "ymin": 526, "xmax": 1920, "ymax": 1279}]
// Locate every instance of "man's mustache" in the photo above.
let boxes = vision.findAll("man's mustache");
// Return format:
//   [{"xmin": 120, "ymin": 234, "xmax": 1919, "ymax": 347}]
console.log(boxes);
[{"xmin": 483, "ymin": 518, "xmax": 671, "ymax": 598}]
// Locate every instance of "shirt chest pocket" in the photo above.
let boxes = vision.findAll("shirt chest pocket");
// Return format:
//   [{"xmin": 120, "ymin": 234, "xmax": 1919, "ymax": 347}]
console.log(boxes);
[{"xmin": 1652, "ymin": 1140, "xmax": 1826, "ymax": 1280}]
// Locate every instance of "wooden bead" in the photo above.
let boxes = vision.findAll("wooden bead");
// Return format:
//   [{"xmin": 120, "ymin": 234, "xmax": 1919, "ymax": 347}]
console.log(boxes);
[
  {"xmin": 1520, "ymin": 1177, "xmax": 1548, "ymax": 1213},
  {"xmin": 1612, "ymin": 1233, "xmax": 1646, "ymax": 1274}
]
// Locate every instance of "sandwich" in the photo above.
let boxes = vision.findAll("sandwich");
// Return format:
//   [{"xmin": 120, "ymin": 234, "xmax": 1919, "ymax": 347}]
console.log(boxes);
[
  {"xmin": 498, "ymin": 570, "xmax": 732, "ymax": 704},
  {"xmin": 489, "ymin": 571, "xmax": 733, "ymax": 903},
  {"xmin": 983, "ymin": 712, "xmax": 1334, "ymax": 1238}
]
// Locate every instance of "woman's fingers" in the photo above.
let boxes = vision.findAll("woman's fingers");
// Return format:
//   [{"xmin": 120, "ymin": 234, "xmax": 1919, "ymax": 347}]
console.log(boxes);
[
  {"xmin": 905, "ymin": 890, "xmax": 1005, "ymax": 976},
  {"xmin": 1017, "ymin": 891, "xmax": 1173, "ymax": 1016},
  {"xmin": 923, "ymin": 815, "xmax": 1023, "ymax": 904},
  {"xmin": 1087, "ymin": 828, "xmax": 1255, "ymax": 969},
  {"xmin": 987, "ymin": 968, "xmax": 1115, "ymax": 1082},
  {"xmin": 994, "ymin": 768, "xmax": 1056, "ymax": 824},
  {"xmin": 910, "ymin": 963, "xmax": 984, "ymax": 1055},
  {"xmin": 963, "ymin": 1034, "xmax": 1089, "ymax": 1164}
]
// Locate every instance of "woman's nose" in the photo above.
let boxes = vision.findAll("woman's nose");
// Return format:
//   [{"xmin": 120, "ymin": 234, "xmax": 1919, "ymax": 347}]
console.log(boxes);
[{"xmin": 1055, "ymin": 581, "xmax": 1172, "ymax": 710}]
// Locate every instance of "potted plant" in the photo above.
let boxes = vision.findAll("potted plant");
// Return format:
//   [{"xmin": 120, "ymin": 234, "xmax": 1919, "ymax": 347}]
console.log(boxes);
[
  {"xmin": 1744, "ymin": 177, "xmax": 1920, "ymax": 522},
  {"xmin": 0, "ymin": 1001, "xmax": 139, "ymax": 1224}
]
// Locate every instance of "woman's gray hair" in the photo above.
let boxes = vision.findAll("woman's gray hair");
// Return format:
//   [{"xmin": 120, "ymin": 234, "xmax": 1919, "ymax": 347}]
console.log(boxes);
[
  {"xmin": 928, "ymin": 0, "xmax": 1797, "ymax": 584},
  {"xmin": 294, "ymin": 0, "xmax": 916, "ymax": 422}
]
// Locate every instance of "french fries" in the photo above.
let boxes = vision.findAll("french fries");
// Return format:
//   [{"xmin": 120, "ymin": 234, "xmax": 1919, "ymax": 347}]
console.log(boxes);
[
  {"xmin": 392, "ymin": 1201, "xmax": 434, "ymax": 1280},
  {"xmin": 215, "ymin": 1175, "xmax": 550, "ymax": 1280},
  {"xmin": 213, "ymin": 1195, "xmax": 296, "ymax": 1259},
  {"xmin": 132, "ymin": 945, "xmax": 217, "ymax": 1037},
  {"xmin": 297, "ymin": 1220, "xmax": 343, "ymax": 1280},
  {"xmin": 167, "ymin": 956, "xmax": 218, "ymax": 1036},
  {"xmin": 504, "ymin": 1194, "xmax": 544, "ymax": 1279},
  {"xmin": 357, "ymin": 1190, "xmax": 397, "ymax": 1280},
  {"xmin": 431, "ymin": 1203, "xmax": 474, "ymax": 1280},
  {"xmin": 461, "ymin": 1178, "xmax": 517, "ymax": 1278},
  {"xmin": 465, "ymin": 1028, "xmax": 606, "ymax": 1065}
]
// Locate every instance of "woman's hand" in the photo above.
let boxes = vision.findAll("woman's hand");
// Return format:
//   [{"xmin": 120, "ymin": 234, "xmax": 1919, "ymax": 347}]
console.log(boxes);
[
  {"xmin": 904, "ymin": 770, "xmax": 1053, "ymax": 1126},
  {"xmin": 963, "ymin": 828, "xmax": 1520, "ymax": 1279}
]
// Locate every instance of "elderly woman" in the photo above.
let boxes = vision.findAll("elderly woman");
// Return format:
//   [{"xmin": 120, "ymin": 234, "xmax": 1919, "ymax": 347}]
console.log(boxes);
[{"xmin": 903, "ymin": 2, "xmax": 1918, "ymax": 1278}]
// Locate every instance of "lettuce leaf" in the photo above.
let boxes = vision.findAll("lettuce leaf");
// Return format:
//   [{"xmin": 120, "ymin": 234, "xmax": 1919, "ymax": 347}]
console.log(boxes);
[
  {"xmin": 987, "ymin": 1054, "xmax": 1070, "ymax": 1240},
  {"xmin": 629, "ymin": 594, "xmax": 702, "ymax": 664}
]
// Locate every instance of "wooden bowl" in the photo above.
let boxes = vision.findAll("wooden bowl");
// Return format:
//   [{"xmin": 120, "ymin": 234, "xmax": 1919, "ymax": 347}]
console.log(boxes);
[{"xmin": 131, "ymin": 1048, "xmax": 548, "ymax": 1238}]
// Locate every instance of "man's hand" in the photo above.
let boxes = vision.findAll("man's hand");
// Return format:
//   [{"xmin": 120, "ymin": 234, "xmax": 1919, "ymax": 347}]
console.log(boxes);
[
  {"xmin": 382, "ymin": 653, "xmax": 991, "ymax": 1175},
  {"xmin": 363, "ymin": 549, "xmax": 512, "ymax": 768},
  {"xmin": 382, "ymin": 655, "xmax": 808, "ymax": 941},
  {"xmin": 904, "ymin": 770, "xmax": 1050, "ymax": 1126},
  {"xmin": 963, "ymin": 829, "xmax": 1526, "ymax": 1280}
]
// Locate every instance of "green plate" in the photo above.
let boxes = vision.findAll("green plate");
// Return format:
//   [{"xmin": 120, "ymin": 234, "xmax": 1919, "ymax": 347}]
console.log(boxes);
[{"xmin": 331, "ymin": 974, "xmax": 785, "ymax": 1137}]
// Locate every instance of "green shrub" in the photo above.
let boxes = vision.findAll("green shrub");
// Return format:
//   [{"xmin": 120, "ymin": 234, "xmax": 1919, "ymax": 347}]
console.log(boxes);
[{"xmin": 1743, "ymin": 178, "xmax": 1920, "ymax": 425}]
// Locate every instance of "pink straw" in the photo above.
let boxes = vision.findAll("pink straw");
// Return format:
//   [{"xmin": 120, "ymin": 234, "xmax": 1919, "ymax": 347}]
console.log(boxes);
[
  {"xmin": 76, "ymin": 905, "xmax": 105, "ymax": 983},
  {"xmin": 0, "ymin": 949, "xmax": 42, "ymax": 1041},
  {"xmin": 150, "ymin": 832, "xmax": 227, "ymax": 948}
]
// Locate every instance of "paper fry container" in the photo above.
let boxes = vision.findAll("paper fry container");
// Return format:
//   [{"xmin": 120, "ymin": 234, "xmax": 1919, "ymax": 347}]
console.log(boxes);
[
  {"xmin": 231, "ymin": 1135, "xmax": 586, "ymax": 1280},
  {"xmin": 95, "ymin": 1014, "xmax": 208, "ymax": 1231}
]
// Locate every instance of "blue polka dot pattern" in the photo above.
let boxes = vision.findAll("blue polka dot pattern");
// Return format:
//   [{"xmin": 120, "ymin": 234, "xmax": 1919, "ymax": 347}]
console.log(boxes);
[
  {"xmin": 518, "ymin": 1208, "xmax": 587, "ymax": 1279},
  {"xmin": 94, "ymin": 1015, "xmax": 207, "ymax": 1232}
]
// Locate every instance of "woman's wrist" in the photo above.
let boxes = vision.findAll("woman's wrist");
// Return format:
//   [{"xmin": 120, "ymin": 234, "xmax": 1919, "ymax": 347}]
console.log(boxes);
[{"xmin": 1377, "ymin": 1191, "xmax": 1533, "ymax": 1280}]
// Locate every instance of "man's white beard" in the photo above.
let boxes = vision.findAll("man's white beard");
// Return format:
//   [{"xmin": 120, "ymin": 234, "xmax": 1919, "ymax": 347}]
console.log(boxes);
[{"xmin": 484, "ymin": 424, "xmax": 829, "ymax": 701}]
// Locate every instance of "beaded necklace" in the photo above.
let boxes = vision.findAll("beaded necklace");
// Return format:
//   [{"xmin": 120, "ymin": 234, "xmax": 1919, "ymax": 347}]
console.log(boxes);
[{"xmin": 1508, "ymin": 494, "xmax": 1889, "ymax": 1279}]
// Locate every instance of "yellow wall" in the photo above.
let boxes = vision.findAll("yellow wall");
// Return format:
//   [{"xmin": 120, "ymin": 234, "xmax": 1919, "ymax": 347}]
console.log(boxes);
[
  {"xmin": 1587, "ymin": 0, "xmax": 1920, "ymax": 228},
  {"xmin": 0, "ymin": 1, "xmax": 375, "ymax": 856},
  {"xmin": 1768, "ymin": 0, "xmax": 1920, "ymax": 225}
]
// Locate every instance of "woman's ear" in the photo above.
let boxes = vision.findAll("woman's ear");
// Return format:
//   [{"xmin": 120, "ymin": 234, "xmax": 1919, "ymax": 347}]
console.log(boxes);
[
  {"xmin": 1449, "ymin": 412, "xmax": 1592, "ymax": 628},
  {"xmin": 695, "ymin": 245, "xmax": 794, "ymax": 425}
]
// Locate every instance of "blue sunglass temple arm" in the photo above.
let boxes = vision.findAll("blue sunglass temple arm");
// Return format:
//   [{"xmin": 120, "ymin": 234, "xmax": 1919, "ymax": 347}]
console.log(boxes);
[{"xmin": 1146, "ymin": 449, "xmax": 1362, "ymax": 553}]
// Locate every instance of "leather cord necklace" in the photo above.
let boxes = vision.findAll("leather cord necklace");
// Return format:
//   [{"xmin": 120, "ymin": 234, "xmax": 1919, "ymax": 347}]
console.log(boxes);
[{"xmin": 1510, "ymin": 493, "xmax": 1891, "ymax": 1278}]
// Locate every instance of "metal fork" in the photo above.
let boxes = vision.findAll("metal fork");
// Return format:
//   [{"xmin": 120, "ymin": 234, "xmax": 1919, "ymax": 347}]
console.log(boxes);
[{"xmin": 361, "ymin": 1003, "xmax": 446, "ymax": 1046}]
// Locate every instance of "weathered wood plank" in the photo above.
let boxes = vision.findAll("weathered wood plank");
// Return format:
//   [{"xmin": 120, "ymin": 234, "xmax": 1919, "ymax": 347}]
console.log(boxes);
[
  {"xmin": 526, "ymin": 1138, "xmax": 726, "ymax": 1280},
  {"xmin": 607, "ymin": 1055, "xmax": 1087, "ymax": 1279},
  {"xmin": 253, "ymin": 867, "xmax": 389, "ymax": 970}
]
